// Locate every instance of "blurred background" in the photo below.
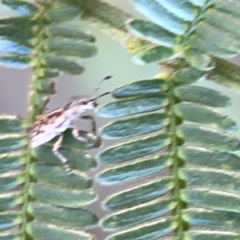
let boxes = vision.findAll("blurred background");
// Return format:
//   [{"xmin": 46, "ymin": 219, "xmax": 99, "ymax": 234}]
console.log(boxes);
[{"xmin": 1, "ymin": 0, "xmax": 240, "ymax": 239}]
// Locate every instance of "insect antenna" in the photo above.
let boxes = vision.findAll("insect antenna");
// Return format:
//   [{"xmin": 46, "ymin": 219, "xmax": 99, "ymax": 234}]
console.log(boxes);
[{"xmin": 91, "ymin": 75, "xmax": 112, "ymax": 101}]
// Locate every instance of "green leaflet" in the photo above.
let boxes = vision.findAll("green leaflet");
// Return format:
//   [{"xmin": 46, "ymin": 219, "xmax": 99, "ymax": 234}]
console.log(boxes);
[
  {"xmin": 30, "ymin": 202, "xmax": 98, "ymax": 229},
  {"xmin": 216, "ymin": 0, "xmax": 240, "ymax": 18},
  {"xmin": 35, "ymin": 129, "xmax": 97, "ymax": 171},
  {"xmin": 45, "ymin": 56, "xmax": 85, "ymax": 75},
  {"xmin": 179, "ymin": 124, "xmax": 240, "ymax": 152},
  {"xmin": 159, "ymin": 0, "xmax": 196, "ymax": 21},
  {"xmin": 0, "ymin": 212, "xmax": 20, "ymax": 231},
  {"xmin": 0, "ymin": 233, "xmax": 19, "ymax": 240},
  {"xmin": 129, "ymin": 0, "xmax": 240, "ymax": 70},
  {"xmin": 27, "ymin": 222, "xmax": 94, "ymax": 240},
  {"xmin": 184, "ymin": 48, "xmax": 213, "ymax": 71},
  {"xmin": 182, "ymin": 168, "xmax": 240, "ymax": 192},
  {"xmin": 31, "ymin": 164, "xmax": 92, "ymax": 190},
  {"xmin": 175, "ymin": 103, "xmax": 237, "ymax": 131},
  {"xmin": 29, "ymin": 183, "xmax": 96, "ymax": 208},
  {"xmin": 107, "ymin": 218, "xmax": 174, "ymax": 240},
  {"xmin": 98, "ymin": 154, "xmax": 169, "ymax": 185},
  {"xmin": 188, "ymin": 35, "xmax": 238, "ymax": 58},
  {"xmin": 101, "ymin": 113, "xmax": 168, "ymax": 139},
  {"xmin": 182, "ymin": 188, "xmax": 240, "ymax": 213},
  {"xmin": 174, "ymin": 68, "xmax": 205, "ymax": 85},
  {"xmin": 102, "ymin": 198, "xmax": 173, "ymax": 231},
  {"xmin": 48, "ymin": 23, "xmax": 95, "ymax": 42},
  {"xmin": 179, "ymin": 146, "xmax": 240, "ymax": 171},
  {"xmin": 127, "ymin": 19, "xmax": 178, "ymax": 47},
  {"xmin": 2, "ymin": 0, "xmax": 38, "ymax": 16},
  {"xmin": 196, "ymin": 23, "xmax": 240, "ymax": 53},
  {"xmin": 184, "ymin": 208, "xmax": 240, "ymax": 232},
  {"xmin": 205, "ymin": 10, "xmax": 240, "ymax": 39},
  {"xmin": 185, "ymin": 230, "xmax": 240, "ymax": 240},
  {"xmin": 48, "ymin": 39, "xmax": 97, "ymax": 58},
  {"xmin": 0, "ymin": 152, "xmax": 23, "ymax": 172},
  {"xmin": 175, "ymin": 85, "xmax": 231, "ymax": 107},
  {"xmin": 46, "ymin": 6, "xmax": 81, "ymax": 22},
  {"xmin": 99, "ymin": 134, "xmax": 169, "ymax": 164},
  {"xmin": 0, "ymin": 192, "xmax": 22, "ymax": 211},
  {"xmin": 112, "ymin": 79, "xmax": 168, "ymax": 98},
  {"xmin": 97, "ymin": 96, "xmax": 169, "ymax": 118},
  {"xmin": 132, "ymin": 46, "xmax": 174, "ymax": 65},
  {"xmin": 105, "ymin": 178, "xmax": 173, "ymax": 210},
  {"xmin": 134, "ymin": 0, "xmax": 186, "ymax": 35},
  {"xmin": 0, "ymin": 134, "xmax": 25, "ymax": 154},
  {"xmin": 0, "ymin": 171, "xmax": 23, "ymax": 191}
]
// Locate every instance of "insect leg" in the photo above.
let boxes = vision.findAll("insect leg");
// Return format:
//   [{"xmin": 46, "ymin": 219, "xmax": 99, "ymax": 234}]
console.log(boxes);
[
  {"xmin": 52, "ymin": 135, "xmax": 71, "ymax": 173},
  {"xmin": 72, "ymin": 128, "xmax": 89, "ymax": 143},
  {"xmin": 71, "ymin": 115, "xmax": 97, "ymax": 146},
  {"xmin": 81, "ymin": 115, "xmax": 96, "ymax": 135}
]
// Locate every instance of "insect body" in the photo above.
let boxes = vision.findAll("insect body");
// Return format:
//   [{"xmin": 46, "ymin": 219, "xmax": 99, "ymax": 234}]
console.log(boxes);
[{"xmin": 29, "ymin": 76, "xmax": 111, "ymax": 172}]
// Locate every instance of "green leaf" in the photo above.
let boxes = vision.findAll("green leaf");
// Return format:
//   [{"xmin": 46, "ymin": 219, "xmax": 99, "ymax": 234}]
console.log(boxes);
[
  {"xmin": 182, "ymin": 188, "xmax": 240, "ymax": 213},
  {"xmin": 185, "ymin": 208, "xmax": 240, "ymax": 232},
  {"xmin": 35, "ymin": 130, "xmax": 97, "ymax": 171},
  {"xmin": 184, "ymin": 48, "xmax": 213, "ymax": 71},
  {"xmin": 49, "ymin": 24, "xmax": 95, "ymax": 42},
  {"xmin": 30, "ymin": 202, "xmax": 98, "ymax": 229},
  {"xmin": 0, "ymin": 39, "xmax": 30, "ymax": 54},
  {"xmin": 45, "ymin": 56, "xmax": 85, "ymax": 75},
  {"xmin": 0, "ymin": 116, "xmax": 23, "ymax": 133},
  {"xmin": 179, "ymin": 146, "xmax": 240, "ymax": 171},
  {"xmin": 0, "ymin": 192, "xmax": 22, "ymax": 211},
  {"xmin": 2, "ymin": 0, "xmax": 38, "ymax": 16},
  {"xmin": 0, "ymin": 152, "xmax": 23, "ymax": 172},
  {"xmin": 182, "ymin": 168, "xmax": 240, "ymax": 192},
  {"xmin": 105, "ymin": 178, "xmax": 173, "ymax": 210},
  {"xmin": 0, "ymin": 233, "xmax": 19, "ymax": 240},
  {"xmin": 160, "ymin": 0, "xmax": 196, "ymax": 21},
  {"xmin": 48, "ymin": 39, "xmax": 97, "ymax": 58},
  {"xmin": 32, "ymin": 164, "xmax": 92, "ymax": 189},
  {"xmin": 28, "ymin": 222, "xmax": 94, "ymax": 240},
  {"xmin": 128, "ymin": 19, "xmax": 178, "ymax": 47},
  {"xmin": 132, "ymin": 46, "xmax": 174, "ymax": 65},
  {"xmin": 98, "ymin": 154, "xmax": 169, "ymax": 185},
  {"xmin": 134, "ymin": 0, "xmax": 186, "ymax": 34},
  {"xmin": 175, "ymin": 103, "xmax": 237, "ymax": 131},
  {"xmin": 112, "ymin": 79, "xmax": 168, "ymax": 98},
  {"xmin": 101, "ymin": 113, "xmax": 168, "ymax": 139},
  {"xmin": 0, "ymin": 171, "xmax": 23, "ymax": 191},
  {"xmin": 0, "ymin": 212, "xmax": 20, "ymax": 231},
  {"xmin": 102, "ymin": 198, "xmax": 173, "ymax": 231},
  {"xmin": 97, "ymin": 96, "xmax": 169, "ymax": 118},
  {"xmin": 179, "ymin": 124, "xmax": 240, "ymax": 152},
  {"xmin": 174, "ymin": 68, "xmax": 205, "ymax": 85},
  {"xmin": 99, "ymin": 134, "xmax": 169, "ymax": 164},
  {"xmin": 46, "ymin": 6, "xmax": 81, "ymax": 22},
  {"xmin": 107, "ymin": 218, "xmax": 174, "ymax": 240},
  {"xmin": 0, "ymin": 134, "xmax": 25, "ymax": 154},
  {"xmin": 175, "ymin": 86, "xmax": 231, "ymax": 107},
  {"xmin": 215, "ymin": 0, "xmax": 240, "ymax": 18},
  {"xmin": 30, "ymin": 183, "xmax": 96, "ymax": 208},
  {"xmin": 185, "ymin": 230, "xmax": 240, "ymax": 240},
  {"xmin": 0, "ymin": 54, "xmax": 29, "ymax": 69}
]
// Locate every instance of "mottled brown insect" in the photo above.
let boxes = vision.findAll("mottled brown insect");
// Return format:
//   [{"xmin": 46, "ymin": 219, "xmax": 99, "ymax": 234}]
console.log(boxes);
[{"xmin": 30, "ymin": 76, "xmax": 111, "ymax": 172}]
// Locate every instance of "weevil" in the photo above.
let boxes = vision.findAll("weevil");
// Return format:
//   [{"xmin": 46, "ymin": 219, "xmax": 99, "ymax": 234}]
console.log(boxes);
[{"xmin": 29, "ymin": 76, "xmax": 111, "ymax": 172}]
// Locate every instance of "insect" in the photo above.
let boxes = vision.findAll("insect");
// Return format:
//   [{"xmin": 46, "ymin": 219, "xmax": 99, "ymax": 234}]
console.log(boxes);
[{"xmin": 29, "ymin": 76, "xmax": 111, "ymax": 172}]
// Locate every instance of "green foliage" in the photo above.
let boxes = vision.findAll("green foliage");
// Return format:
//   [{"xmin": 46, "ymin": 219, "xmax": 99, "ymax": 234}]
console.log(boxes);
[
  {"xmin": 127, "ymin": 0, "xmax": 240, "ymax": 71},
  {"xmin": 97, "ymin": 68, "xmax": 240, "ymax": 239},
  {"xmin": 1, "ymin": 0, "xmax": 240, "ymax": 240}
]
